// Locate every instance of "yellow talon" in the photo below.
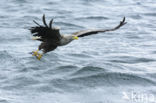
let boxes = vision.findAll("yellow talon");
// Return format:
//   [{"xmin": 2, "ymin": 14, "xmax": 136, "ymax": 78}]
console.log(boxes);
[
  {"xmin": 32, "ymin": 49, "xmax": 43, "ymax": 60},
  {"xmin": 36, "ymin": 53, "xmax": 42, "ymax": 60},
  {"xmin": 32, "ymin": 49, "xmax": 39, "ymax": 56}
]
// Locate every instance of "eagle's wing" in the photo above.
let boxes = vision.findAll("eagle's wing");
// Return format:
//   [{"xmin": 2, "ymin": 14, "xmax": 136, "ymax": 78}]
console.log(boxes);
[
  {"xmin": 29, "ymin": 14, "xmax": 61, "ymax": 43},
  {"xmin": 72, "ymin": 17, "xmax": 127, "ymax": 37}
]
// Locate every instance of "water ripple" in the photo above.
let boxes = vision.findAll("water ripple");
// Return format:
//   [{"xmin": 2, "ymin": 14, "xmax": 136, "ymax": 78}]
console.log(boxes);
[
  {"xmin": 76, "ymin": 16, "xmax": 109, "ymax": 20},
  {"xmin": 0, "ymin": 0, "xmax": 156, "ymax": 103},
  {"xmin": 66, "ymin": 72, "xmax": 156, "ymax": 87},
  {"xmin": 109, "ymin": 56, "xmax": 155, "ymax": 64}
]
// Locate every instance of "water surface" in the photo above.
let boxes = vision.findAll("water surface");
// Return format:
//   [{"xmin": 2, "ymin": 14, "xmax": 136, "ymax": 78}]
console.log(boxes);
[{"xmin": 0, "ymin": 0, "xmax": 156, "ymax": 103}]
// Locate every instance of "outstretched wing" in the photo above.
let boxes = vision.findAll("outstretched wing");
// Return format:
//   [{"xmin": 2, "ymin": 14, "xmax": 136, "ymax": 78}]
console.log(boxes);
[
  {"xmin": 72, "ymin": 17, "xmax": 127, "ymax": 37},
  {"xmin": 29, "ymin": 14, "xmax": 61, "ymax": 42}
]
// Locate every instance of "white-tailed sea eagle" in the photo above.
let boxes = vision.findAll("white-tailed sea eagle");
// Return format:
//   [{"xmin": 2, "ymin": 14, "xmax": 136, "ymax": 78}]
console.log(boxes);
[{"xmin": 29, "ymin": 15, "xmax": 127, "ymax": 60}]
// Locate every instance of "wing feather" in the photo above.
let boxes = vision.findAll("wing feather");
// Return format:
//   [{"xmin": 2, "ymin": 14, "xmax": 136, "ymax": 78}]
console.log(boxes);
[
  {"xmin": 42, "ymin": 14, "xmax": 48, "ymax": 27},
  {"xmin": 72, "ymin": 17, "xmax": 127, "ymax": 37},
  {"xmin": 29, "ymin": 15, "xmax": 61, "ymax": 42},
  {"xmin": 49, "ymin": 19, "xmax": 53, "ymax": 28}
]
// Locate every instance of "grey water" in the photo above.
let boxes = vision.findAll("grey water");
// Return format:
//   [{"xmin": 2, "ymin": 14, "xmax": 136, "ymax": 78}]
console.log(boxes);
[{"xmin": 0, "ymin": 0, "xmax": 156, "ymax": 103}]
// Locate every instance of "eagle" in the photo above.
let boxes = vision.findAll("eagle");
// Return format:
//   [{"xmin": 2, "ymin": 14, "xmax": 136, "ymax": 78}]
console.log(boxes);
[{"xmin": 29, "ymin": 15, "xmax": 127, "ymax": 60}]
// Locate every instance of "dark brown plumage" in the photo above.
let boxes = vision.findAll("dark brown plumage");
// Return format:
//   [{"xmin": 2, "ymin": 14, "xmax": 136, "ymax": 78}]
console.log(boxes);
[{"xmin": 29, "ymin": 14, "xmax": 61, "ymax": 53}]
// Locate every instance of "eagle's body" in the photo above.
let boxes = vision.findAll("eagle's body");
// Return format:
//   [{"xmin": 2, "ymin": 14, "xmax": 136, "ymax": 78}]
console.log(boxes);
[
  {"xmin": 30, "ymin": 15, "xmax": 126, "ymax": 60},
  {"xmin": 59, "ymin": 35, "xmax": 75, "ymax": 46}
]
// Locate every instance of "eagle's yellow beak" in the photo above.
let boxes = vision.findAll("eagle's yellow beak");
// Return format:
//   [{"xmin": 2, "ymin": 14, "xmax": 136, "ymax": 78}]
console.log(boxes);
[{"xmin": 73, "ymin": 36, "xmax": 78, "ymax": 40}]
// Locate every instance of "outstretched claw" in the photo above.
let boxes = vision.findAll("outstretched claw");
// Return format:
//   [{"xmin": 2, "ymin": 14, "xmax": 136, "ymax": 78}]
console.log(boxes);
[
  {"xmin": 32, "ymin": 49, "xmax": 43, "ymax": 60},
  {"xmin": 32, "ymin": 49, "xmax": 39, "ymax": 56},
  {"xmin": 36, "ymin": 53, "xmax": 43, "ymax": 60}
]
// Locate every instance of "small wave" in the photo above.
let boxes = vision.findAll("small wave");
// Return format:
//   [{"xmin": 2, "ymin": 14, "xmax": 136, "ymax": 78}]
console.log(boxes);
[
  {"xmin": 68, "ymin": 53, "xmax": 92, "ymax": 58},
  {"xmin": 42, "ymin": 65, "xmax": 78, "ymax": 76},
  {"xmin": 2, "ymin": 76, "xmax": 40, "ymax": 90},
  {"xmin": 146, "ymin": 73, "xmax": 156, "ymax": 81},
  {"xmin": 109, "ymin": 56, "xmax": 155, "ymax": 64},
  {"xmin": 66, "ymin": 72, "xmax": 156, "ymax": 87},
  {"xmin": 76, "ymin": 16, "xmax": 108, "ymax": 20},
  {"xmin": 129, "ymin": 14, "xmax": 142, "ymax": 19},
  {"xmin": 0, "ymin": 50, "xmax": 21, "ymax": 65},
  {"xmin": 143, "ymin": 13, "xmax": 156, "ymax": 17},
  {"xmin": 152, "ymin": 51, "xmax": 156, "ymax": 54},
  {"xmin": 0, "ymin": 99, "xmax": 8, "ymax": 103},
  {"xmin": 0, "ymin": 50, "xmax": 12, "ymax": 59},
  {"xmin": 55, "ymin": 22, "xmax": 84, "ymax": 28},
  {"xmin": 57, "ymin": 65, "xmax": 78, "ymax": 69},
  {"xmin": 12, "ymin": 0, "xmax": 28, "ymax": 3},
  {"xmin": 47, "ymin": 72, "xmax": 156, "ymax": 91},
  {"xmin": 71, "ymin": 66, "xmax": 107, "ymax": 76}
]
